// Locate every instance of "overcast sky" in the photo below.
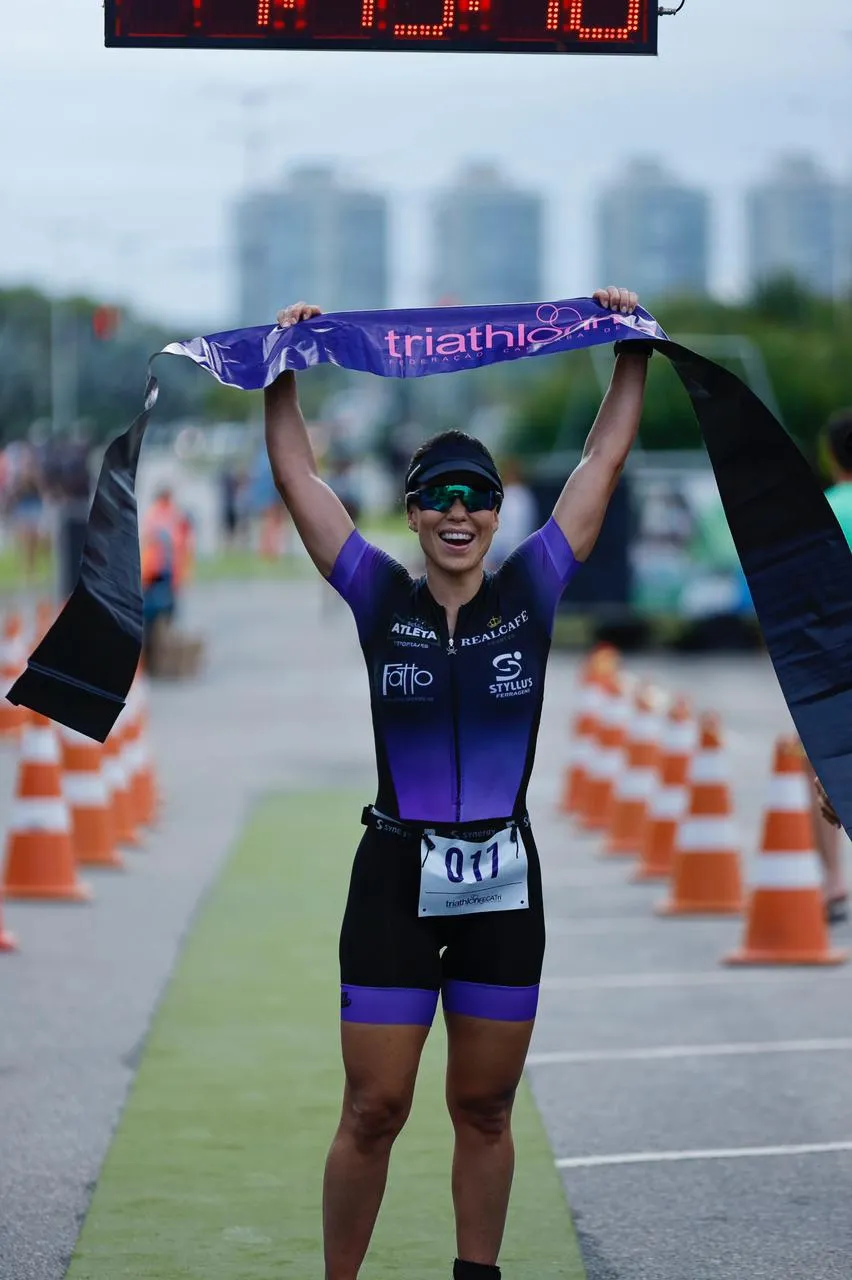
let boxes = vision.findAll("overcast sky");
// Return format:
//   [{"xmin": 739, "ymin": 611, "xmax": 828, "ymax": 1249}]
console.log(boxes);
[{"xmin": 2, "ymin": 1, "xmax": 850, "ymax": 335}]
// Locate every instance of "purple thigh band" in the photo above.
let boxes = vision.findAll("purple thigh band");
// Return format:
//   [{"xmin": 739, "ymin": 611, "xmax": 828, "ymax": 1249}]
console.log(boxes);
[
  {"xmin": 442, "ymin": 980, "xmax": 540, "ymax": 1022},
  {"xmin": 340, "ymin": 985, "xmax": 439, "ymax": 1026}
]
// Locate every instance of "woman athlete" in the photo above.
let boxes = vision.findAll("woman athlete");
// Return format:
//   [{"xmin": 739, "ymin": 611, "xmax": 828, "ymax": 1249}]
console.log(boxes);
[{"xmin": 265, "ymin": 285, "xmax": 650, "ymax": 1280}]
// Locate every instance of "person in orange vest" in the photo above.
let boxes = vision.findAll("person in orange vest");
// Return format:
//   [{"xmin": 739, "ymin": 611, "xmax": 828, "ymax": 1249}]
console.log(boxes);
[
  {"xmin": 140, "ymin": 487, "xmax": 180, "ymax": 660},
  {"xmin": 173, "ymin": 509, "xmax": 196, "ymax": 590}
]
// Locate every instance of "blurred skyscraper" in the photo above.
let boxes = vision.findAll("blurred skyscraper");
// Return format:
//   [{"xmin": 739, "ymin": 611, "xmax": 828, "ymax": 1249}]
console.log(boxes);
[
  {"xmin": 233, "ymin": 165, "xmax": 388, "ymax": 324},
  {"xmin": 596, "ymin": 159, "xmax": 710, "ymax": 302},
  {"xmin": 746, "ymin": 156, "xmax": 846, "ymax": 298},
  {"xmin": 430, "ymin": 163, "xmax": 544, "ymax": 305}
]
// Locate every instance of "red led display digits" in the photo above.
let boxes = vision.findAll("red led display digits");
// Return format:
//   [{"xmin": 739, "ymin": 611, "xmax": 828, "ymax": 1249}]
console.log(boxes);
[
  {"xmin": 568, "ymin": 0, "xmax": 640, "ymax": 41},
  {"xmin": 105, "ymin": 0, "xmax": 657, "ymax": 54}
]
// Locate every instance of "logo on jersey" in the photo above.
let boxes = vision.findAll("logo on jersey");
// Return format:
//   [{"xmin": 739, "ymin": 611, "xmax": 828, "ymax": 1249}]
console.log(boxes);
[
  {"xmin": 490, "ymin": 651, "xmax": 533, "ymax": 698},
  {"xmin": 382, "ymin": 663, "xmax": 435, "ymax": 699},
  {"xmin": 389, "ymin": 616, "xmax": 439, "ymax": 648},
  {"xmin": 460, "ymin": 610, "xmax": 529, "ymax": 648}
]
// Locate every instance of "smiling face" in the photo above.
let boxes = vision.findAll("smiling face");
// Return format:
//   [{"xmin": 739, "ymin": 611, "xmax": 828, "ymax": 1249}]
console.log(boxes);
[{"xmin": 407, "ymin": 482, "xmax": 500, "ymax": 576}]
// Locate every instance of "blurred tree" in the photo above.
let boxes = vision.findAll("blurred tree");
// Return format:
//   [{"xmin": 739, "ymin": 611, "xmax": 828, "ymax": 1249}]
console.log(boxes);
[{"xmin": 502, "ymin": 281, "xmax": 852, "ymax": 473}]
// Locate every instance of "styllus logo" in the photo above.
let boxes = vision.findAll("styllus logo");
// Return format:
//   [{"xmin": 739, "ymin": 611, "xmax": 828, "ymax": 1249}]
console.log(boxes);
[{"xmin": 382, "ymin": 304, "xmax": 656, "ymax": 366}]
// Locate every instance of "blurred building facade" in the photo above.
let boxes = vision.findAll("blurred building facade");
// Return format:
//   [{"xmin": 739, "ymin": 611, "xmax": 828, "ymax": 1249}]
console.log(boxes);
[
  {"xmin": 232, "ymin": 164, "xmax": 389, "ymax": 324},
  {"xmin": 746, "ymin": 156, "xmax": 847, "ymax": 298},
  {"xmin": 430, "ymin": 163, "xmax": 544, "ymax": 305},
  {"xmin": 596, "ymin": 158, "xmax": 710, "ymax": 302}
]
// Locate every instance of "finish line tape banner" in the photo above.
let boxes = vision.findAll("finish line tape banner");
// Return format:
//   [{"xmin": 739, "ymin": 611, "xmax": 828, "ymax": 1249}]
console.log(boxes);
[{"xmin": 8, "ymin": 298, "xmax": 852, "ymax": 837}]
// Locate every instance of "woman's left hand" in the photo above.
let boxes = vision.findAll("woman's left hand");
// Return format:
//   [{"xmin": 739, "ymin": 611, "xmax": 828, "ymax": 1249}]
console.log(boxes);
[
  {"xmin": 594, "ymin": 285, "xmax": 639, "ymax": 316},
  {"xmin": 815, "ymin": 776, "xmax": 842, "ymax": 829}
]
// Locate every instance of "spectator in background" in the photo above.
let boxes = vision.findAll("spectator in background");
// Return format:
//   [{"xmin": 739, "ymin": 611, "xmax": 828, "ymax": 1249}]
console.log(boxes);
[
  {"xmin": 326, "ymin": 447, "xmax": 363, "ymax": 526},
  {"xmin": 140, "ymin": 486, "xmax": 181, "ymax": 664},
  {"xmin": 806, "ymin": 408, "xmax": 852, "ymax": 922},
  {"xmin": 4, "ymin": 443, "xmax": 47, "ymax": 582},
  {"xmin": 487, "ymin": 456, "xmax": 538, "ymax": 568},
  {"xmin": 220, "ymin": 464, "xmax": 241, "ymax": 549}
]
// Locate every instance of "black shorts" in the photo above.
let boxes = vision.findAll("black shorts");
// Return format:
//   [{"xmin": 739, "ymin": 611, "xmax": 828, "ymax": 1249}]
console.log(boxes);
[{"xmin": 339, "ymin": 819, "xmax": 545, "ymax": 1027}]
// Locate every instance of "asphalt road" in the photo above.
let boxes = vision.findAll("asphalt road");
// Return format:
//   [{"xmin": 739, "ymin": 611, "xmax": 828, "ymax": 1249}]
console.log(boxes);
[{"xmin": 1, "ymin": 575, "xmax": 851, "ymax": 1280}]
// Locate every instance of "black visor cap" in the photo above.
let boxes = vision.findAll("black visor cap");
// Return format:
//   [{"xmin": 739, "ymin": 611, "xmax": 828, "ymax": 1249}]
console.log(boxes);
[{"xmin": 405, "ymin": 440, "xmax": 503, "ymax": 497}]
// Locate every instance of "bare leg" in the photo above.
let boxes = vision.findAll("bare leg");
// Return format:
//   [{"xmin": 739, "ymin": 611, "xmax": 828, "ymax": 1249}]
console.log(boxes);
[
  {"xmin": 323, "ymin": 1021, "xmax": 430, "ymax": 1280},
  {"xmin": 445, "ymin": 1012, "xmax": 536, "ymax": 1266},
  {"xmin": 804, "ymin": 757, "xmax": 847, "ymax": 905}
]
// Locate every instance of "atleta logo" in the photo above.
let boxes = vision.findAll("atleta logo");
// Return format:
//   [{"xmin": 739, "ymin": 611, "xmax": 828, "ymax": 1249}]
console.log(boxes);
[
  {"xmin": 460, "ymin": 610, "xmax": 529, "ymax": 647},
  {"xmin": 382, "ymin": 663, "xmax": 435, "ymax": 698},
  {"xmin": 390, "ymin": 617, "xmax": 439, "ymax": 646},
  {"xmin": 490, "ymin": 652, "xmax": 533, "ymax": 698}
]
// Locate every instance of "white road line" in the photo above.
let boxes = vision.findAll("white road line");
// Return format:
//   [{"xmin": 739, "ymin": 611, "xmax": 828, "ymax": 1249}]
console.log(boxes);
[
  {"xmin": 527, "ymin": 1037, "xmax": 852, "ymax": 1067},
  {"xmin": 540, "ymin": 969, "xmax": 852, "ymax": 991},
  {"xmin": 556, "ymin": 1140, "xmax": 852, "ymax": 1170}
]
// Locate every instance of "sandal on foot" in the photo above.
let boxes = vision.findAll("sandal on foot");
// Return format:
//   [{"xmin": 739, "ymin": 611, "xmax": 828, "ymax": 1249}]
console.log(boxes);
[{"xmin": 825, "ymin": 895, "xmax": 849, "ymax": 925}]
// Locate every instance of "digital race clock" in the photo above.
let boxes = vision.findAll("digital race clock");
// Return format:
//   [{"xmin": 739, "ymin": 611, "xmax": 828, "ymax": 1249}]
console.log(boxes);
[{"xmin": 105, "ymin": 0, "xmax": 659, "ymax": 55}]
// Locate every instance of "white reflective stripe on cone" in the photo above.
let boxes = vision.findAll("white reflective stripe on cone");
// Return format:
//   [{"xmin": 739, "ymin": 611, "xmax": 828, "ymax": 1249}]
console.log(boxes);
[
  {"xmin": 10, "ymin": 798, "xmax": 69, "ymax": 832},
  {"xmin": 663, "ymin": 725, "xmax": 697, "ymax": 753},
  {"xmin": 64, "ymin": 771, "xmax": 110, "ymax": 806},
  {"xmin": 60, "ymin": 723, "xmax": 98, "ymax": 748},
  {"xmin": 628, "ymin": 712, "xmax": 661, "ymax": 744},
  {"xmin": 752, "ymin": 852, "xmax": 823, "ymax": 889},
  {"xmin": 677, "ymin": 817, "xmax": 739, "ymax": 852},
  {"xmin": 602, "ymin": 703, "xmax": 629, "ymax": 730},
  {"xmin": 765, "ymin": 774, "xmax": 811, "ymax": 812},
  {"xmin": 21, "ymin": 728, "xmax": 60, "ymax": 764},
  {"xmin": 588, "ymin": 747, "xmax": 622, "ymax": 779},
  {"xmin": 577, "ymin": 686, "xmax": 598, "ymax": 713},
  {"xmin": 123, "ymin": 740, "xmax": 145, "ymax": 773},
  {"xmin": 102, "ymin": 759, "xmax": 127, "ymax": 790},
  {"xmin": 648, "ymin": 785, "xmax": 687, "ymax": 819},
  {"xmin": 568, "ymin": 738, "xmax": 591, "ymax": 765},
  {"xmin": 690, "ymin": 752, "xmax": 730, "ymax": 784},
  {"xmin": 615, "ymin": 767, "xmax": 657, "ymax": 800}
]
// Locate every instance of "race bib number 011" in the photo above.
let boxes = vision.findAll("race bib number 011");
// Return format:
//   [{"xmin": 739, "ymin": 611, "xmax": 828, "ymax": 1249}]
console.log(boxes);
[{"xmin": 419, "ymin": 825, "xmax": 529, "ymax": 917}]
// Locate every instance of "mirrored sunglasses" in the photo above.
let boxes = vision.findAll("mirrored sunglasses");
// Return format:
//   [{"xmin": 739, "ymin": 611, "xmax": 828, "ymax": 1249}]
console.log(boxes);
[{"xmin": 408, "ymin": 483, "xmax": 500, "ymax": 514}]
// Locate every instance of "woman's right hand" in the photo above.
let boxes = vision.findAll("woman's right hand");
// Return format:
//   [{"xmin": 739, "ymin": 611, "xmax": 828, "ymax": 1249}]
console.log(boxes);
[{"xmin": 276, "ymin": 301, "xmax": 323, "ymax": 328}]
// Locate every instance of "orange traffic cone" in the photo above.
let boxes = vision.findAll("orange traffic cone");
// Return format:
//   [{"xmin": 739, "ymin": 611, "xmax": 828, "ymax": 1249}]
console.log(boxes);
[
  {"xmin": 0, "ymin": 890, "xmax": 16, "ymax": 951},
  {"xmin": 102, "ymin": 723, "xmax": 142, "ymax": 847},
  {"xmin": 0, "ymin": 612, "xmax": 28, "ymax": 739},
  {"xmin": 656, "ymin": 712, "xmax": 744, "ymax": 916},
  {"xmin": 126, "ymin": 677, "xmax": 160, "ymax": 827},
  {"xmin": 60, "ymin": 726, "xmax": 123, "ymax": 870},
  {"xmin": 34, "ymin": 598, "xmax": 56, "ymax": 643},
  {"xmin": 603, "ymin": 682, "xmax": 665, "ymax": 856},
  {"xmin": 576, "ymin": 669, "xmax": 630, "ymax": 832},
  {"xmin": 2, "ymin": 713, "xmax": 91, "ymax": 901},
  {"xmin": 725, "ymin": 738, "xmax": 849, "ymax": 965},
  {"xmin": 559, "ymin": 645, "xmax": 619, "ymax": 815},
  {"xmin": 632, "ymin": 696, "xmax": 696, "ymax": 882}
]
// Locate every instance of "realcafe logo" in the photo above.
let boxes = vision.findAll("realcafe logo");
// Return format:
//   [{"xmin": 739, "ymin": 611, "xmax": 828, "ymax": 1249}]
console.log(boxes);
[{"xmin": 459, "ymin": 610, "xmax": 529, "ymax": 647}]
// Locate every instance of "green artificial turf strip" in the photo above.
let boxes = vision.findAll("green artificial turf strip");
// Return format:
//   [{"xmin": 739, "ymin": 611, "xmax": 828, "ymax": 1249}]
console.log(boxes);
[{"xmin": 67, "ymin": 792, "xmax": 586, "ymax": 1279}]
